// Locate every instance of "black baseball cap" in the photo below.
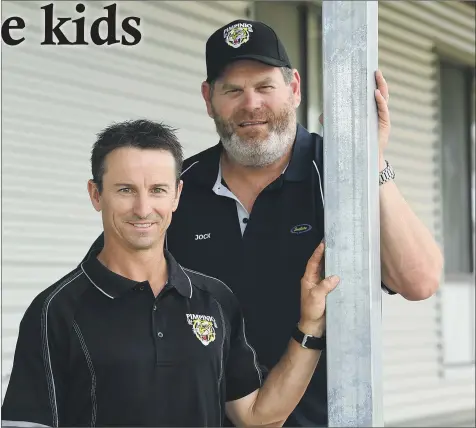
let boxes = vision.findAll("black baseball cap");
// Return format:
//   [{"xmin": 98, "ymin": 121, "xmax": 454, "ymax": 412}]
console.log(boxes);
[{"xmin": 205, "ymin": 19, "xmax": 292, "ymax": 83}]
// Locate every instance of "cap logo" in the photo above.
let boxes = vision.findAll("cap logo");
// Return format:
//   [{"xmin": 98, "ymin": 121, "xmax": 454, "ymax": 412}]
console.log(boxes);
[{"xmin": 223, "ymin": 22, "xmax": 253, "ymax": 48}]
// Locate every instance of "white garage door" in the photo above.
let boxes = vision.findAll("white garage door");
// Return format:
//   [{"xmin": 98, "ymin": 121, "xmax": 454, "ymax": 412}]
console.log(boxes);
[{"xmin": 1, "ymin": 0, "xmax": 250, "ymax": 398}]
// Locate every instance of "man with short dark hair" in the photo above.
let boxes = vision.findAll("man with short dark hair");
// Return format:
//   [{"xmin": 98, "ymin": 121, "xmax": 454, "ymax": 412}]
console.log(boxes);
[
  {"xmin": 2, "ymin": 119, "xmax": 339, "ymax": 427},
  {"xmin": 83, "ymin": 19, "xmax": 443, "ymax": 427}
]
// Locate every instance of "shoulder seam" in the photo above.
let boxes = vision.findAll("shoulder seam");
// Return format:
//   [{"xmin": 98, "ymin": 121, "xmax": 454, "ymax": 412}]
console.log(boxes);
[
  {"xmin": 181, "ymin": 161, "xmax": 199, "ymax": 177},
  {"xmin": 182, "ymin": 267, "xmax": 234, "ymax": 296},
  {"xmin": 41, "ymin": 269, "xmax": 84, "ymax": 427},
  {"xmin": 72, "ymin": 320, "xmax": 97, "ymax": 427},
  {"xmin": 178, "ymin": 264, "xmax": 193, "ymax": 298},
  {"xmin": 312, "ymin": 160, "xmax": 325, "ymax": 208}
]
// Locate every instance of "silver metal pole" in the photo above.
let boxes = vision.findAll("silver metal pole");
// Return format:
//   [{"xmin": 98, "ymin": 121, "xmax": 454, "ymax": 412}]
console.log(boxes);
[{"xmin": 322, "ymin": 1, "xmax": 384, "ymax": 426}]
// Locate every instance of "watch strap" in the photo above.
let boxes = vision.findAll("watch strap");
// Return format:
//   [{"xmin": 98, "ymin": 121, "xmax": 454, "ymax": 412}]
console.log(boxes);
[
  {"xmin": 379, "ymin": 160, "xmax": 395, "ymax": 186},
  {"xmin": 292, "ymin": 325, "xmax": 326, "ymax": 350}
]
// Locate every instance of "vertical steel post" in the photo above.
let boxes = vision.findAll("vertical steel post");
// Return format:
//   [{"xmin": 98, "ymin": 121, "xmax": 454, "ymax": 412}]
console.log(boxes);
[{"xmin": 322, "ymin": 1, "xmax": 384, "ymax": 426}]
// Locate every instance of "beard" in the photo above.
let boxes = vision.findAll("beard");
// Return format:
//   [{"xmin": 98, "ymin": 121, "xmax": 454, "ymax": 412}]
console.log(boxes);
[{"xmin": 211, "ymin": 95, "xmax": 297, "ymax": 167}]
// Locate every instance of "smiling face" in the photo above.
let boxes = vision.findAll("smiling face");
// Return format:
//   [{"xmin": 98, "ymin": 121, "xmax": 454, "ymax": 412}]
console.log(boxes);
[
  {"xmin": 202, "ymin": 60, "xmax": 301, "ymax": 167},
  {"xmin": 88, "ymin": 147, "xmax": 182, "ymax": 252}
]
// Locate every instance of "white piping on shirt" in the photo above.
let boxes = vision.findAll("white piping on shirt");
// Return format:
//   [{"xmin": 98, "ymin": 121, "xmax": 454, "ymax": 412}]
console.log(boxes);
[{"xmin": 41, "ymin": 270, "xmax": 84, "ymax": 427}]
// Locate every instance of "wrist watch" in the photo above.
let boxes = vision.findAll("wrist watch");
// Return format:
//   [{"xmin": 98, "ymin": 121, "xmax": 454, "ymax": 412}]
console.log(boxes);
[
  {"xmin": 379, "ymin": 160, "xmax": 395, "ymax": 186},
  {"xmin": 292, "ymin": 325, "xmax": 326, "ymax": 350}
]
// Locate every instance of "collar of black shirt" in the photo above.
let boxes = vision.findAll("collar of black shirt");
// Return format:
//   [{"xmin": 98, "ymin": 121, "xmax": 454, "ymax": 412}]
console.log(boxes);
[{"xmin": 80, "ymin": 248, "xmax": 193, "ymax": 299}]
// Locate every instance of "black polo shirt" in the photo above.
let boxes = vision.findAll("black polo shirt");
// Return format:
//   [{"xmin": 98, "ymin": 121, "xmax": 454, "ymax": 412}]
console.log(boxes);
[
  {"xmin": 2, "ymin": 249, "xmax": 262, "ymax": 427},
  {"xmin": 166, "ymin": 124, "xmax": 395, "ymax": 427}
]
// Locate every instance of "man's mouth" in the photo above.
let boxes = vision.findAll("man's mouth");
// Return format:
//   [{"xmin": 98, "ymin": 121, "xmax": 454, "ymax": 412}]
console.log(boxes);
[
  {"xmin": 239, "ymin": 121, "xmax": 267, "ymax": 127},
  {"xmin": 128, "ymin": 222, "xmax": 154, "ymax": 229}
]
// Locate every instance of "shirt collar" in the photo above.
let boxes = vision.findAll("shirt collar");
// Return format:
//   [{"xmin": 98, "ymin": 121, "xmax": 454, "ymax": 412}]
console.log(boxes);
[
  {"xmin": 81, "ymin": 247, "xmax": 193, "ymax": 299},
  {"xmin": 282, "ymin": 123, "xmax": 316, "ymax": 182},
  {"xmin": 186, "ymin": 124, "xmax": 316, "ymax": 189}
]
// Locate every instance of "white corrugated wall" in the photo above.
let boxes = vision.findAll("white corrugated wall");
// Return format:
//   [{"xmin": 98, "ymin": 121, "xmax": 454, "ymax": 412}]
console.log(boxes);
[
  {"xmin": 2, "ymin": 0, "xmax": 475, "ymax": 424},
  {"xmin": 1, "ymin": 0, "xmax": 249, "ymax": 398},
  {"xmin": 378, "ymin": 1, "xmax": 475, "ymax": 425}
]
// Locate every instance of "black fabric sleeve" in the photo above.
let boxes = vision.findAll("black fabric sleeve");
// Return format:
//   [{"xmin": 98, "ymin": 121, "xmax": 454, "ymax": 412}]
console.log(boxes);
[
  {"xmin": 224, "ymin": 300, "xmax": 263, "ymax": 402},
  {"xmin": 2, "ymin": 293, "xmax": 68, "ymax": 427}
]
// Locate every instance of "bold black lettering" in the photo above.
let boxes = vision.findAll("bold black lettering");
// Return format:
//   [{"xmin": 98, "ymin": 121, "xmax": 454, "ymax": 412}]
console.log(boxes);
[
  {"xmin": 90, "ymin": 3, "xmax": 119, "ymax": 45},
  {"xmin": 121, "ymin": 16, "xmax": 141, "ymax": 46},
  {"xmin": 71, "ymin": 3, "xmax": 87, "ymax": 45},
  {"xmin": 41, "ymin": 3, "xmax": 73, "ymax": 45},
  {"xmin": 1, "ymin": 17, "xmax": 25, "ymax": 46}
]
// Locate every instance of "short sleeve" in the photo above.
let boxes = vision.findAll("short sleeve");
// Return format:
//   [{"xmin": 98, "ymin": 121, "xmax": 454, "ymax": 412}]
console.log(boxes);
[
  {"xmin": 2, "ymin": 294, "xmax": 67, "ymax": 427},
  {"xmin": 381, "ymin": 281, "xmax": 397, "ymax": 295},
  {"xmin": 225, "ymin": 303, "xmax": 263, "ymax": 402}
]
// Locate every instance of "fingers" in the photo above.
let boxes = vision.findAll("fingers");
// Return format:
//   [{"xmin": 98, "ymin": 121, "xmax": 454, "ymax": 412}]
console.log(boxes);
[
  {"xmin": 375, "ymin": 89, "xmax": 390, "ymax": 120},
  {"xmin": 375, "ymin": 69, "xmax": 389, "ymax": 102},
  {"xmin": 302, "ymin": 242, "xmax": 325, "ymax": 284},
  {"xmin": 312, "ymin": 275, "xmax": 340, "ymax": 297},
  {"xmin": 375, "ymin": 89, "xmax": 387, "ymax": 108},
  {"xmin": 308, "ymin": 275, "xmax": 340, "ymax": 305}
]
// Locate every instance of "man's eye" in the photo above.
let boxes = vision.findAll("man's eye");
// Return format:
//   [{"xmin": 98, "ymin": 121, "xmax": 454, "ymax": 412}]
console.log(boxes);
[
  {"xmin": 225, "ymin": 89, "xmax": 241, "ymax": 94},
  {"xmin": 152, "ymin": 188, "xmax": 165, "ymax": 194},
  {"xmin": 118, "ymin": 188, "xmax": 132, "ymax": 193}
]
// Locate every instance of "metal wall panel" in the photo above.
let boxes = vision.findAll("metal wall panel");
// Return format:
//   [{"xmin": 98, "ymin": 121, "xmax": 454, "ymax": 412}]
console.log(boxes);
[
  {"xmin": 378, "ymin": 1, "xmax": 475, "ymax": 425},
  {"xmin": 1, "ymin": 0, "xmax": 249, "ymax": 398}
]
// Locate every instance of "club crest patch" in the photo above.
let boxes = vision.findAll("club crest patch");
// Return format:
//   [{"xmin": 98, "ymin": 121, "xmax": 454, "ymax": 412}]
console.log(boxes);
[
  {"xmin": 186, "ymin": 313, "xmax": 217, "ymax": 346},
  {"xmin": 223, "ymin": 22, "xmax": 253, "ymax": 48}
]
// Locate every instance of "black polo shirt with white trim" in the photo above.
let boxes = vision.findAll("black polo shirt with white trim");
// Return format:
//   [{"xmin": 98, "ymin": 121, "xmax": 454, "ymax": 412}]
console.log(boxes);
[
  {"xmin": 165, "ymin": 124, "xmax": 395, "ymax": 427},
  {"xmin": 2, "ymin": 249, "xmax": 262, "ymax": 427}
]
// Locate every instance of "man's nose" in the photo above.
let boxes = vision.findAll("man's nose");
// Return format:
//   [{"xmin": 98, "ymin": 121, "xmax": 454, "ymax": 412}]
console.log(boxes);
[
  {"xmin": 133, "ymin": 193, "xmax": 153, "ymax": 219},
  {"xmin": 240, "ymin": 89, "xmax": 263, "ymax": 112}
]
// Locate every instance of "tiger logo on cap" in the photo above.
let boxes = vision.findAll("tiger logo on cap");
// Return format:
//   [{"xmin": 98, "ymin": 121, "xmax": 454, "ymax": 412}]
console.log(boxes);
[{"xmin": 223, "ymin": 22, "xmax": 253, "ymax": 48}]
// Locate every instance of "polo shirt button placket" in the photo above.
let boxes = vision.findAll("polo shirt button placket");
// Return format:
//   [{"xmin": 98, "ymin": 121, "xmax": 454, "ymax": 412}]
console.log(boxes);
[
  {"xmin": 152, "ymin": 295, "xmax": 167, "ymax": 365},
  {"xmin": 154, "ymin": 305, "xmax": 163, "ymax": 338}
]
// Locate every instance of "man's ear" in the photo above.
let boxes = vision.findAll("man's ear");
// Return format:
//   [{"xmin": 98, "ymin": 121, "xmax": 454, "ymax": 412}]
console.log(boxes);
[
  {"xmin": 88, "ymin": 180, "xmax": 102, "ymax": 212},
  {"xmin": 172, "ymin": 180, "xmax": 184, "ymax": 212},
  {"xmin": 290, "ymin": 69, "xmax": 302, "ymax": 109},
  {"xmin": 201, "ymin": 81, "xmax": 214, "ymax": 118}
]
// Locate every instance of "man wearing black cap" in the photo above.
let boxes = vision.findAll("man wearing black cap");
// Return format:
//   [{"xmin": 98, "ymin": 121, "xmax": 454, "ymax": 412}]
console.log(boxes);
[{"xmin": 84, "ymin": 18, "xmax": 443, "ymax": 427}]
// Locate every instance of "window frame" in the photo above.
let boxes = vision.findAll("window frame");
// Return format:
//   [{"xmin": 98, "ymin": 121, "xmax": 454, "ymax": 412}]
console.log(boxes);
[{"xmin": 436, "ymin": 59, "xmax": 476, "ymax": 378}]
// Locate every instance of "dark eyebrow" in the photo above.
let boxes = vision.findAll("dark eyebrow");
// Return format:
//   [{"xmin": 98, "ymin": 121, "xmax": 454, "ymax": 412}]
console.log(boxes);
[
  {"xmin": 113, "ymin": 183, "xmax": 170, "ymax": 188},
  {"xmin": 114, "ymin": 183, "xmax": 134, "ymax": 188}
]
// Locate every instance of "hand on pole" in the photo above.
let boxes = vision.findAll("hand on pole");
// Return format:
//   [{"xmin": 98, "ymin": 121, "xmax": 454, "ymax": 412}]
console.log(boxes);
[
  {"xmin": 318, "ymin": 69, "xmax": 390, "ymax": 171},
  {"xmin": 375, "ymin": 69, "xmax": 391, "ymax": 168},
  {"xmin": 299, "ymin": 242, "xmax": 339, "ymax": 337}
]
